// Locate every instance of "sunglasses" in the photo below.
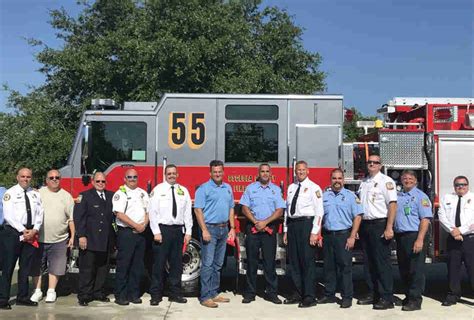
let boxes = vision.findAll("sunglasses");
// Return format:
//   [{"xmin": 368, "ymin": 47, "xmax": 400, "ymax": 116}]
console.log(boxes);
[
  {"xmin": 454, "ymin": 183, "xmax": 468, "ymax": 187},
  {"xmin": 95, "ymin": 180, "xmax": 106, "ymax": 183},
  {"xmin": 367, "ymin": 161, "xmax": 381, "ymax": 165},
  {"xmin": 48, "ymin": 176, "xmax": 61, "ymax": 181},
  {"xmin": 126, "ymin": 175, "xmax": 138, "ymax": 180}
]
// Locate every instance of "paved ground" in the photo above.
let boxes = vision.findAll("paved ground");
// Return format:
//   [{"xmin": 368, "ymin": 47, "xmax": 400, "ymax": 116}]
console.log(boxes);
[{"xmin": 2, "ymin": 264, "xmax": 473, "ymax": 319}]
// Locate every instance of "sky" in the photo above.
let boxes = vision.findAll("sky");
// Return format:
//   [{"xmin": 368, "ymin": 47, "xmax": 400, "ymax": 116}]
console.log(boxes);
[{"xmin": 0, "ymin": 0, "xmax": 472, "ymax": 115}]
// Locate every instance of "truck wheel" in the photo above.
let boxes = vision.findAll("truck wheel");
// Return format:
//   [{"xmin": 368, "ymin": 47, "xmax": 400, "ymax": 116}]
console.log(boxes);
[{"xmin": 167, "ymin": 238, "xmax": 201, "ymax": 295}]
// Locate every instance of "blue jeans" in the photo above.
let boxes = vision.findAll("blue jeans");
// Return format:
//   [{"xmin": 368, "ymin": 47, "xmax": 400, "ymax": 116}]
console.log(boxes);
[{"xmin": 199, "ymin": 224, "xmax": 228, "ymax": 302}]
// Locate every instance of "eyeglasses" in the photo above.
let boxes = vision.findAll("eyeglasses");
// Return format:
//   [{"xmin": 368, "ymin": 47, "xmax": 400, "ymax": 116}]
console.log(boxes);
[
  {"xmin": 367, "ymin": 161, "xmax": 381, "ymax": 165},
  {"xmin": 48, "ymin": 176, "xmax": 61, "ymax": 181},
  {"xmin": 454, "ymin": 183, "xmax": 468, "ymax": 187},
  {"xmin": 126, "ymin": 175, "xmax": 138, "ymax": 180},
  {"xmin": 95, "ymin": 180, "xmax": 106, "ymax": 183}
]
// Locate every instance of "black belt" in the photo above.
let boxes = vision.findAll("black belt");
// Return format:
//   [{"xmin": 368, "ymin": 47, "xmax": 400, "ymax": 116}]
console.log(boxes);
[
  {"xmin": 206, "ymin": 222, "xmax": 228, "ymax": 227},
  {"xmin": 159, "ymin": 224, "xmax": 184, "ymax": 229},
  {"xmin": 287, "ymin": 216, "xmax": 314, "ymax": 223},
  {"xmin": 118, "ymin": 226, "xmax": 133, "ymax": 230},
  {"xmin": 363, "ymin": 218, "xmax": 387, "ymax": 224},
  {"xmin": 395, "ymin": 231, "xmax": 418, "ymax": 236},
  {"xmin": 323, "ymin": 228, "xmax": 351, "ymax": 235}
]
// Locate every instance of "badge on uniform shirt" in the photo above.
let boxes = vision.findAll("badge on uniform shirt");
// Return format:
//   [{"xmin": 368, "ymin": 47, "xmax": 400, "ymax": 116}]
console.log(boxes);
[
  {"xmin": 3, "ymin": 193, "xmax": 10, "ymax": 201},
  {"xmin": 177, "ymin": 186, "xmax": 184, "ymax": 196},
  {"xmin": 114, "ymin": 194, "xmax": 120, "ymax": 201},
  {"xmin": 386, "ymin": 182, "xmax": 394, "ymax": 190},
  {"xmin": 140, "ymin": 192, "xmax": 145, "ymax": 198},
  {"xmin": 421, "ymin": 198, "xmax": 430, "ymax": 207},
  {"xmin": 76, "ymin": 195, "xmax": 82, "ymax": 203},
  {"xmin": 315, "ymin": 190, "xmax": 321, "ymax": 198}
]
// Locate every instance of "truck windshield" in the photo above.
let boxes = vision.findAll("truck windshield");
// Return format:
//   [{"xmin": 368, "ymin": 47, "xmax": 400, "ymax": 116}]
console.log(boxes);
[{"xmin": 82, "ymin": 121, "xmax": 147, "ymax": 173}]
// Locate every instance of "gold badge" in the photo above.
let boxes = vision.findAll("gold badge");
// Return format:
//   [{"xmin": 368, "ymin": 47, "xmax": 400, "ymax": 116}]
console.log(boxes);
[
  {"xmin": 316, "ymin": 190, "xmax": 321, "ymax": 198},
  {"xmin": 113, "ymin": 194, "xmax": 120, "ymax": 201},
  {"xmin": 3, "ymin": 193, "xmax": 11, "ymax": 201},
  {"xmin": 386, "ymin": 182, "xmax": 394, "ymax": 190}
]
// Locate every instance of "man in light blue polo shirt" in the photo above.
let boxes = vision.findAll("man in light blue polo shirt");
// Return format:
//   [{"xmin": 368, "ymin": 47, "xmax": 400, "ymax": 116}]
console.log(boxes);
[
  {"xmin": 240, "ymin": 163, "xmax": 286, "ymax": 304},
  {"xmin": 394, "ymin": 170, "xmax": 432, "ymax": 312},
  {"xmin": 320, "ymin": 169, "xmax": 363, "ymax": 308},
  {"xmin": 194, "ymin": 160, "xmax": 235, "ymax": 308}
]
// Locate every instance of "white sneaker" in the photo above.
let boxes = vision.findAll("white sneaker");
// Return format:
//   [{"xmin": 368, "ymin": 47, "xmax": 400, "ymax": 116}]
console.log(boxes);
[
  {"xmin": 30, "ymin": 289, "xmax": 43, "ymax": 302},
  {"xmin": 45, "ymin": 290, "xmax": 57, "ymax": 303}
]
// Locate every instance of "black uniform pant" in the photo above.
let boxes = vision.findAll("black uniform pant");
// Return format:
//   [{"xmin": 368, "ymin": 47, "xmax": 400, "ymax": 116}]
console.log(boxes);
[
  {"xmin": 0, "ymin": 226, "xmax": 37, "ymax": 303},
  {"xmin": 150, "ymin": 225, "xmax": 184, "ymax": 299},
  {"xmin": 244, "ymin": 224, "xmax": 278, "ymax": 298},
  {"xmin": 78, "ymin": 249, "xmax": 109, "ymax": 301},
  {"xmin": 395, "ymin": 232, "xmax": 427, "ymax": 305},
  {"xmin": 115, "ymin": 227, "xmax": 146, "ymax": 301},
  {"xmin": 360, "ymin": 219, "xmax": 393, "ymax": 302},
  {"xmin": 323, "ymin": 229, "xmax": 353, "ymax": 299},
  {"xmin": 287, "ymin": 218, "xmax": 316, "ymax": 300},
  {"xmin": 446, "ymin": 235, "xmax": 474, "ymax": 300}
]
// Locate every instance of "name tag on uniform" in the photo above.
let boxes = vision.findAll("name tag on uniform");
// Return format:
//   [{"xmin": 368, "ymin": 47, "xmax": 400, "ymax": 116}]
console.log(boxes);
[{"xmin": 93, "ymin": 205, "xmax": 99, "ymax": 208}]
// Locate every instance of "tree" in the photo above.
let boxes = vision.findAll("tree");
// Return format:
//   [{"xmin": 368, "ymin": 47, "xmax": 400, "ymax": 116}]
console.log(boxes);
[
  {"xmin": 343, "ymin": 107, "xmax": 378, "ymax": 142},
  {"xmin": 1, "ymin": 0, "xmax": 326, "ymax": 185}
]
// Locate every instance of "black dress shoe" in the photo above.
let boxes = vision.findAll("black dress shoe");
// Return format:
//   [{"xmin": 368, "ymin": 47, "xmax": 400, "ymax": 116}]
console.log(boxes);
[
  {"xmin": 402, "ymin": 301, "xmax": 421, "ymax": 311},
  {"xmin": 150, "ymin": 298, "xmax": 162, "ymax": 306},
  {"xmin": 130, "ymin": 298, "xmax": 142, "ymax": 304},
  {"xmin": 264, "ymin": 295, "xmax": 282, "ymax": 305},
  {"xmin": 169, "ymin": 296, "xmax": 187, "ymax": 304},
  {"xmin": 373, "ymin": 299, "xmax": 394, "ymax": 310},
  {"xmin": 298, "ymin": 298, "xmax": 317, "ymax": 308},
  {"xmin": 78, "ymin": 300, "xmax": 89, "ymax": 306},
  {"xmin": 283, "ymin": 296, "xmax": 301, "ymax": 305},
  {"xmin": 0, "ymin": 303, "xmax": 12, "ymax": 310},
  {"xmin": 441, "ymin": 300, "xmax": 457, "ymax": 306},
  {"xmin": 16, "ymin": 299, "xmax": 38, "ymax": 306},
  {"xmin": 94, "ymin": 296, "xmax": 110, "ymax": 302},
  {"xmin": 318, "ymin": 296, "xmax": 337, "ymax": 304},
  {"xmin": 242, "ymin": 296, "xmax": 255, "ymax": 304},
  {"xmin": 340, "ymin": 299, "xmax": 352, "ymax": 308},
  {"xmin": 357, "ymin": 294, "xmax": 374, "ymax": 305},
  {"xmin": 115, "ymin": 299, "xmax": 129, "ymax": 306}
]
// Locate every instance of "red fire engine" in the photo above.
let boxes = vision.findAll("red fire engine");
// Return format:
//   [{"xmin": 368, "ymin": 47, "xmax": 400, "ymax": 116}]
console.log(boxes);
[{"xmin": 59, "ymin": 94, "xmax": 473, "ymax": 290}]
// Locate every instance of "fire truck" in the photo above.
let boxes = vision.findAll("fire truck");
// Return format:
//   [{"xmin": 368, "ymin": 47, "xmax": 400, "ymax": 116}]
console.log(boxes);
[{"xmin": 59, "ymin": 94, "xmax": 473, "ymax": 290}]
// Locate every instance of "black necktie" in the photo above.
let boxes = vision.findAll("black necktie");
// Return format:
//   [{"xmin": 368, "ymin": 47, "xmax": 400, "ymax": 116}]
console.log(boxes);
[
  {"xmin": 171, "ymin": 185, "xmax": 177, "ymax": 218},
  {"xmin": 455, "ymin": 195, "xmax": 462, "ymax": 227},
  {"xmin": 24, "ymin": 190, "xmax": 32, "ymax": 229},
  {"xmin": 290, "ymin": 183, "xmax": 301, "ymax": 216},
  {"xmin": 100, "ymin": 192, "xmax": 106, "ymax": 201}
]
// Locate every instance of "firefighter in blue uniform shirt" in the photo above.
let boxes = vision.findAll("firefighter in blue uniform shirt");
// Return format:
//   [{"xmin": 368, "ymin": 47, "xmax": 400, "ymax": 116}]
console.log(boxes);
[
  {"xmin": 319, "ymin": 168, "xmax": 363, "ymax": 309},
  {"xmin": 394, "ymin": 170, "xmax": 432, "ymax": 311},
  {"xmin": 240, "ymin": 163, "xmax": 286, "ymax": 304}
]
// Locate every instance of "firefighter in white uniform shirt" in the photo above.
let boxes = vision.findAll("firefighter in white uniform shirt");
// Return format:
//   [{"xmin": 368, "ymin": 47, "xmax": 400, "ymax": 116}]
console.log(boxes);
[
  {"xmin": 0, "ymin": 168, "xmax": 44, "ymax": 309},
  {"xmin": 357, "ymin": 155, "xmax": 397, "ymax": 310},
  {"xmin": 438, "ymin": 175, "xmax": 474, "ymax": 306},
  {"xmin": 148, "ymin": 164, "xmax": 192, "ymax": 306},
  {"xmin": 112, "ymin": 168, "xmax": 150, "ymax": 305}
]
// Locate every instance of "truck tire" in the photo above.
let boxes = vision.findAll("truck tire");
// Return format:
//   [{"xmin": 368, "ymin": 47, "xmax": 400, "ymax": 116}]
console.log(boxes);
[{"xmin": 167, "ymin": 237, "xmax": 201, "ymax": 295}]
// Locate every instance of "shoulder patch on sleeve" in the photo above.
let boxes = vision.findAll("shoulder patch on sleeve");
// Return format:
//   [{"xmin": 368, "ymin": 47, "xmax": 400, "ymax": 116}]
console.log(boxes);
[
  {"xmin": 421, "ymin": 198, "xmax": 431, "ymax": 207},
  {"xmin": 386, "ymin": 182, "xmax": 394, "ymax": 190},
  {"xmin": 113, "ymin": 194, "xmax": 120, "ymax": 201},
  {"xmin": 315, "ymin": 190, "xmax": 322, "ymax": 198},
  {"xmin": 3, "ymin": 193, "xmax": 11, "ymax": 201},
  {"xmin": 355, "ymin": 196, "xmax": 361, "ymax": 204}
]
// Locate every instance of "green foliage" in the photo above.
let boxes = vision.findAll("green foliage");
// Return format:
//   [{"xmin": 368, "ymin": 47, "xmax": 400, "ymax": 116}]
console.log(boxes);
[
  {"xmin": 343, "ymin": 107, "xmax": 378, "ymax": 142},
  {"xmin": 1, "ymin": 0, "xmax": 326, "ymax": 185}
]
